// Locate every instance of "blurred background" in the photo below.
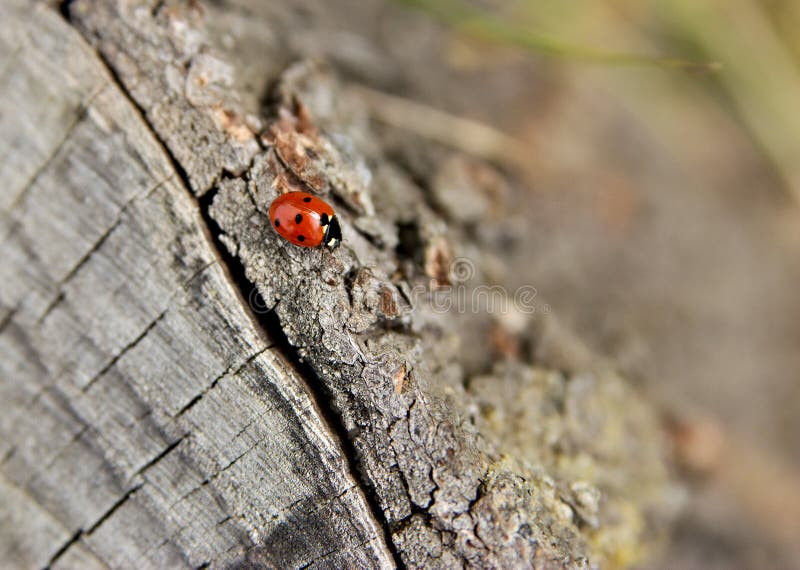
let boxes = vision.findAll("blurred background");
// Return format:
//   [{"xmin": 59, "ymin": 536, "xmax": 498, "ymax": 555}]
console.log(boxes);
[
  {"xmin": 212, "ymin": 0, "xmax": 800, "ymax": 567},
  {"xmin": 382, "ymin": 1, "xmax": 800, "ymax": 568}
]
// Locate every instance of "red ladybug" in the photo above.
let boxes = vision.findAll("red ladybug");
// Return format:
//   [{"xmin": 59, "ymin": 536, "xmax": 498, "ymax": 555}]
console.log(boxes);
[{"xmin": 269, "ymin": 191, "xmax": 341, "ymax": 249}]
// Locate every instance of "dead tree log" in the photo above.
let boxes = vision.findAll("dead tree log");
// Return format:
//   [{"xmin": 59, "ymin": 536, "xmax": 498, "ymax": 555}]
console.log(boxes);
[{"xmin": 0, "ymin": 1, "xmax": 676, "ymax": 568}]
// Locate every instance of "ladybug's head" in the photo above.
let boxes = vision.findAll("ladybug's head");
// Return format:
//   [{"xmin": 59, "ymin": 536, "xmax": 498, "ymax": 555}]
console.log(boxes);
[{"xmin": 323, "ymin": 214, "xmax": 342, "ymax": 250}]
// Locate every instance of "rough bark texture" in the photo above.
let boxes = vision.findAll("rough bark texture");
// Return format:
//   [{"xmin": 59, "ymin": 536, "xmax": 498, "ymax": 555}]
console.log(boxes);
[{"xmin": 1, "ymin": 1, "xmax": 676, "ymax": 569}]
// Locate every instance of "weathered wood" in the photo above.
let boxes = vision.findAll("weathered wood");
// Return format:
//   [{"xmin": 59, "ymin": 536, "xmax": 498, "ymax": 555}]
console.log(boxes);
[
  {"xmin": 0, "ymin": 3, "xmax": 393, "ymax": 568},
  {"xmin": 1, "ymin": 1, "xmax": 676, "ymax": 568}
]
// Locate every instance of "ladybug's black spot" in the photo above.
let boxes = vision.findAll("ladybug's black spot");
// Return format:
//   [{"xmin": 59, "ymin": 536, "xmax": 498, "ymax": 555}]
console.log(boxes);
[
  {"xmin": 320, "ymin": 212, "xmax": 329, "ymax": 225},
  {"xmin": 302, "ymin": 196, "xmax": 312, "ymax": 203},
  {"xmin": 274, "ymin": 219, "xmax": 280, "ymax": 227},
  {"xmin": 295, "ymin": 213, "xmax": 303, "ymax": 224},
  {"xmin": 297, "ymin": 235, "xmax": 305, "ymax": 242}
]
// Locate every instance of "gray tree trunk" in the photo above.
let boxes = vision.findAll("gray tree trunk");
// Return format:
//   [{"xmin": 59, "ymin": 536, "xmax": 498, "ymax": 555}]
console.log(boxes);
[{"xmin": 0, "ymin": 1, "xmax": 676, "ymax": 568}]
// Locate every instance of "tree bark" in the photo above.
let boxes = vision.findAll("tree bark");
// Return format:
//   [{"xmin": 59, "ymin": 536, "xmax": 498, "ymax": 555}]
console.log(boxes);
[{"xmin": 0, "ymin": 1, "xmax": 675, "ymax": 569}]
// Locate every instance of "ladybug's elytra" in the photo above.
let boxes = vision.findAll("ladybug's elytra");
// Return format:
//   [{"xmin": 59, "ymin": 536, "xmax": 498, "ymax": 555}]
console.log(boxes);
[{"xmin": 269, "ymin": 191, "xmax": 341, "ymax": 250}]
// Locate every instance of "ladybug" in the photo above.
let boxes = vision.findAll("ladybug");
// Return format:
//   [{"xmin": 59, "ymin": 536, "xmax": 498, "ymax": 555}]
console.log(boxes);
[{"xmin": 269, "ymin": 191, "xmax": 341, "ymax": 250}]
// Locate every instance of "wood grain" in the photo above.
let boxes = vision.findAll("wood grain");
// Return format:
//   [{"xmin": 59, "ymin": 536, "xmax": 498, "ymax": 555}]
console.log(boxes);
[{"xmin": 0, "ymin": 3, "xmax": 393, "ymax": 568}]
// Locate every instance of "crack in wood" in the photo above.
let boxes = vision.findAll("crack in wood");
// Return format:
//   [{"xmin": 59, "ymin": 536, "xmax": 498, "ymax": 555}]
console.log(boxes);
[
  {"xmin": 38, "ymin": 425, "xmax": 90, "ymax": 476},
  {"xmin": 36, "ymin": 292, "xmax": 65, "ymax": 326},
  {"xmin": 129, "ymin": 433, "xmax": 188, "ymax": 482},
  {"xmin": 250, "ymin": 304, "xmax": 407, "ymax": 569},
  {"xmin": 15, "ymin": 258, "xmax": 219, "ymax": 441},
  {"xmin": 0, "ymin": 446, "xmax": 16, "ymax": 466},
  {"xmin": 276, "ymin": 485, "xmax": 355, "ymax": 524},
  {"xmin": 172, "ymin": 344, "xmax": 272, "ymax": 419},
  {"xmin": 55, "ymin": 175, "xmax": 175, "ymax": 285},
  {"xmin": 8, "ymin": 86, "xmax": 105, "ymax": 214},
  {"xmin": 35, "ymin": 173, "xmax": 184, "ymax": 325},
  {"xmin": 0, "ymin": 306, "xmax": 18, "ymax": 336},
  {"xmin": 172, "ymin": 478, "xmax": 210, "ymax": 509},
  {"xmin": 85, "ymin": 484, "xmax": 143, "ymax": 536},
  {"xmin": 79, "ymin": 257, "xmax": 216, "ymax": 393},
  {"xmin": 58, "ymin": 0, "xmax": 75, "ymax": 22},
  {"xmin": 44, "ymin": 483, "xmax": 143, "ymax": 569},
  {"xmin": 297, "ymin": 534, "xmax": 382, "ymax": 570},
  {"xmin": 81, "ymin": 307, "xmax": 169, "ymax": 393},
  {"xmin": 43, "ymin": 529, "xmax": 82, "ymax": 570},
  {"xmin": 194, "ymin": 190, "xmax": 409, "ymax": 564}
]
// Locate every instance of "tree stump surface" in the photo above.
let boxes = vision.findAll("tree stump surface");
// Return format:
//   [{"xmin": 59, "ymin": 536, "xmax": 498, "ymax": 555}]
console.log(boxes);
[{"xmin": 0, "ymin": 1, "xmax": 676, "ymax": 568}]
